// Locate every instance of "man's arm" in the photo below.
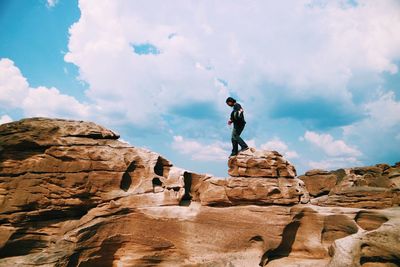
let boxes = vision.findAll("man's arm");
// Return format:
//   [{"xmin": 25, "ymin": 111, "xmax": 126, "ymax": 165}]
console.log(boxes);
[{"xmin": 233, "ymin": 103, "xmax": 243, "ymax": 121}]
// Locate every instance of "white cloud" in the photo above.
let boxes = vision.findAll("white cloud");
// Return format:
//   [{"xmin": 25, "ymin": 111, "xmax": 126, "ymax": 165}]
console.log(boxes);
[
  {"xmin": 0, "ymin": 58, "xmax": 29, "ymax": 109},
  {"xmin": 22, "ymin": 86, "xmax": 90, "ymax": 119},
  {"xmin": 46, "ymin": 0, "xmax": 59, "ymax": 8},
  {"xmin": 172, "ymin": 135, "xmax": 229, "ymax": 161},
  {"xmin": 0, "ymin": 115, "xmax": 13, "ymax": 125},
  {"xmin": 64, "ymin": 0, "xmax": 400, "ymax": 126},
  {"xmin": 364, "ymin": 91, "xmax": 400, "ymax": 128},
  {"xmin": 308, "ymin": 156, "xmax": 360, "ymax": 170},
  {"xmin": 341, "ymin": 90, "xmax": 400, "ymax": 159},
  {"xmin": 260, "ymin": 137, "xmax": 299, "ymax": 159},
  {"xmin": 0, "ymin": 58, "xmax": 90, "ymax": 120},
  {"xmin": 304, "ymin": 131, "xmax": 362, "ymax": 157},
  {"xmin": 343, "ymin": 90, "xmax": 400, "ymax": 138}
]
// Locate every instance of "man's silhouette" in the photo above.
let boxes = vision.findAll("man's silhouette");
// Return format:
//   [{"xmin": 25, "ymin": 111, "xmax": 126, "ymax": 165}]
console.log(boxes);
[{"xmin": 226, "ymin": 97, "xmax": 249, "ymax": 157}]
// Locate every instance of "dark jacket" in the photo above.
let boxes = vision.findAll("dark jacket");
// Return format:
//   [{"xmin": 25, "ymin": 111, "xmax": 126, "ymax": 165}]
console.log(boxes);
[{"xmin": 230, "ymin": 103, "xmax": 246, "ymax": 128}]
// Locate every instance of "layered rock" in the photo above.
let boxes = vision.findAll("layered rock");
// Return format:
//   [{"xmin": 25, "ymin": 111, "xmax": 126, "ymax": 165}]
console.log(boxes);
[
  {"xmin": 299, "ymin": 165, "xmax": 400, "ymax": 209},
  {"xmin": 0, "ymin": 118, "xmax": 399, "ymax": 267},
  {"xmin": 189, "ymin": 148, "xmax": 308, "ymax": 206},
  {"xmin": 228, "ymin": 148, "xmax": 297, "ymax": 178}
]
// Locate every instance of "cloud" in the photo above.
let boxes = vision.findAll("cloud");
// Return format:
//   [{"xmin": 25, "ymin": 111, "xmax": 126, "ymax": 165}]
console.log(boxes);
[
  {"xmin": 64, "ymin": 0, "xmax": 400, "ymax": 129},
  {"xmin": 0, "ymin": 58, "xmax": 90, "ymax": 120},
  {"xmin": 304, "ymin": 131, "xmax": 362, "ymax": 157},
  {"xmin": 172, "ymin": 135, "xmax": 229, "ymax": 161},
  {"xmin": 0, "ymin": 115, "xmax": 13, "ymax": 125},
  {"xmin": 342, "ymin": 90, "xmax": 400, "ymax": 140},
  {"xmin": 364, "ymin": 91, "xmax": 400, "ymax": 128},
  {"xmin": 22, "ymin": 86, "xmax": 90, "ymax": 118},
  {"xmin": 0, "ymin": 58, "xmax": 29, "ymax": 109},
  {"xmin": 46, "ymin": 0, "xmax": 59, "ymax": 8},
  {"xmin": 341, "ymin": 90, "xmax": 400, "ymax": 165},
  {"xmin": 269, "ymin": 94, "xmax": 364, "ymax": 129},
  {"xmin": 308, "ymin": 156, "xmax": 360, "ymax": 170},
  {"xmin": 260, "ymin": 137, "xmax": 299, "ymax": 159}
]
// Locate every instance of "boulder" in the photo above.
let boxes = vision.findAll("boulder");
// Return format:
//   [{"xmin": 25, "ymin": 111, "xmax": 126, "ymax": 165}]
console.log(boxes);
[
  {"xmin": 228, "ymin": 148, "xmax": 297, "ymax": 178},
  {"xmin": 299, "ymin": 170, "xmax": 337, "ymax": 197}
]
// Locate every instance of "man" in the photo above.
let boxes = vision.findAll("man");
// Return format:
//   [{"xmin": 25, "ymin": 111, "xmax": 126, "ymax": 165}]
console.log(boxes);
[{"xmin": 226, "ymin": 97, "xmax": 249, "ymax": 157}]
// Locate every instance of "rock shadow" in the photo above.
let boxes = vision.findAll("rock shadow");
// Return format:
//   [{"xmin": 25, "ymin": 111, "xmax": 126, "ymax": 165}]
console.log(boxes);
[
  {"xmin": 260, "ymin": 212, "xmax": 304, "ymax": 266},
  {"xmin": 120, "ymin": 161, "xmax": 135, "ymax": 191},
  {"xmin": 179, "ymin": 172, "xmax": 192, "ymax": 206}
]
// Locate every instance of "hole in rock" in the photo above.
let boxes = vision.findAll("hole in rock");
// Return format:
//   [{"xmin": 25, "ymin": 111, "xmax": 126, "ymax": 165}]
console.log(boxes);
[
  {"xmin": 67, "ymin": 252, "xmax": 81, "ymax": 267},
  {"xmin": 152, "ymin": 177, "xmax": 163, "ymax": 186},
  {"xmin": 360, "ymin": 256, "xmax": 400, "ymax": 266},
  {"xmin": 154, "ymin": 157, "xmax": 165, "ymax": 176},
  {"xmin": 120, "ymin": 161, "xmax": 135, "ymax": 192},
  {"xmin": 260, "ymin": 212, "xmax": 304, "ymax": 265},
  {"xmin": 171, "ymin": 187, "xmax": 180, "ymax": 192},
  {"xmin": 355, "ymin": 211, "xmax": 388, "ymax": 231},
  {"xmin": 322, "ymin": 215, "xmax": 358, "ymax": 243},
  {"xmin": 267, "ymin": 188, "xmax": 281, "ymax": 196},
  {"xmin": 180, "ymin": 172, "xmax": 193, "ymax": 206},
  {"xmin": 154, "ymin": 156, "xmax": 171, "ymax": 177},
  {"xmin": 250, "ymin": 235, "xmax": 264, "ymax": 242},
  {"xmin": 152, "ymin": 177, "xmax": 164, "ymax": 193}
]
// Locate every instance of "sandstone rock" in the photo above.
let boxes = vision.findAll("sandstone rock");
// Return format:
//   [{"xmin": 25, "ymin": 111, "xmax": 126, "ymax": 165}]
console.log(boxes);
[
  {"xmin": 328, "ymin": 207, "xmax": 400, "ymax": 267},
  {"xmin": 355, "ymin": 210, "xmax": 388, "ymax": 231},
  {"xmin": 261, "ymin": 205, "xmax": 359, "ymax": 266},
  {"xmin": 192, "ymin": 176, "xmax": 307, "ymax": 206},
  {"xmin": 0, "ymin": 118, "xmax": 184, "ymax": 261},
  {"xmin": 299, "ymin": 170, "xmax": 337, "ymax": 197},
  {"xmin": 303, "ymin": 164, "xmax": 400, "ymax": 209},
  {"xmin": 228, "ymin": 148, "xmax": 297, "ymax": 178},
  {"xmin": 1, "ymin": 118, "xmax": 399, "ymax": 267}
]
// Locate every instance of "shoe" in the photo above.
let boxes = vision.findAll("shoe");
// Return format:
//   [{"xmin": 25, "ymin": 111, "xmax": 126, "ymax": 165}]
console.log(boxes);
[
  {"xmin": 229, "ymin": 152, "xmax": 238, "ymax": 157},
  {"xmin": 239, "ymin": 147, "xmax": 249, "ymax": 152}
]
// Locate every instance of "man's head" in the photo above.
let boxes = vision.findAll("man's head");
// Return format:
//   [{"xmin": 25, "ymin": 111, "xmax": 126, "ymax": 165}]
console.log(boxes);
[{"xmin": 226, "ymin": 97, "xmax": 236, "ymax": 107}]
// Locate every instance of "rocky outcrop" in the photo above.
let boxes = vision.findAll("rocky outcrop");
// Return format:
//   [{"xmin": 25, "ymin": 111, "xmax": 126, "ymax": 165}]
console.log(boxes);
[
  {"xmin": 299, "ymin": 165, "xmax": 400, "ymax": 209},
  {"xmin": 0, "ymin": 118, "xmax": 399, "ymax": 267},
  {"xmin": 191, "ymin": 148, "xmax": 308, "ymax": 206},
  {"xmin": 228, "ymin": 148, "xmax": 297, "ymax": 178},
  {"xmin": 329, "ymin": 208, "xmax": 400, "ymax": 267}
]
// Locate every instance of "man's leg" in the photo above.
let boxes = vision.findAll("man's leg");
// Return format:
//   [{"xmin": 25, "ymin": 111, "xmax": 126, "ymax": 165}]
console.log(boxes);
[
  {"xmin": 235, "ymin": 125, "xmax": 248, "ymax": 150},
  {"xmin": 231, "ymin": 127, "xmax": 239, "ymax": 156}
]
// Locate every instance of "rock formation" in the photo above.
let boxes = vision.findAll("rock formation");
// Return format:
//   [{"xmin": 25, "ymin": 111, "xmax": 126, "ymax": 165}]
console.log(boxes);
[
  {"xmin": 299, "ymin": 166, "xmax": 400, "ymax": 209},
  {"xmin": 0, "ymin": 118, "xmax": 399, "ymax": 266}
]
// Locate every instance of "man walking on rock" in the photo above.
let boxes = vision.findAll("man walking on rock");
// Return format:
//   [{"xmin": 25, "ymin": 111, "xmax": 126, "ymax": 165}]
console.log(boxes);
[{"xmin": 226, "ymin": 97, "xmax": 249, "ymax": 157}]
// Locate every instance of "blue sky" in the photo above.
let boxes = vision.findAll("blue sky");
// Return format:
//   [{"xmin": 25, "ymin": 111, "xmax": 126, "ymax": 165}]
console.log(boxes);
[{"xmin": 1, "ymin": 0, "xmax": 400, "ymax": 176}]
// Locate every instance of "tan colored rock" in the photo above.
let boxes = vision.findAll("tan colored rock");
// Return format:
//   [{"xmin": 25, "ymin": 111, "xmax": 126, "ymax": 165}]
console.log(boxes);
[
  {"xmin": 304, "ymin": 165, "xmax": 400, "ymax": 209},
  {"xmin": 355, "ymin": 210, "xmax": 388, "ymax": 231},
  {"xmin": 193, "ymin": 176, "xmax": 307, "ymax": 206},
  {"xmin": 299, "ymin": 170, "xmax": 337, "ymax": 197},
  {"xmin": 1, "ymin": 118, "xmax": 400, "ymax": 267},
  {"xmin": 228, "ymin": 148, "xmax": 296, "ymax": 178},
  {"xmin": 328, "ymin": 207, "xmax": 400, "ymax": 267}
]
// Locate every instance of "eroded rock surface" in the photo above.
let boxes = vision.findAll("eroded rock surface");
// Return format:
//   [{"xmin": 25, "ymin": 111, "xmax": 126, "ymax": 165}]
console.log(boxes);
[
  {"xmin": 300, "ymin": 165, "xmax": 400, "ymax": 209},
  {"xmin": 0, "ymin": 118, "xmax": 399, "ymax": 267},
  {"xmin": 228, "ymin": 148, "xmax": 297, "ymax": 178}
]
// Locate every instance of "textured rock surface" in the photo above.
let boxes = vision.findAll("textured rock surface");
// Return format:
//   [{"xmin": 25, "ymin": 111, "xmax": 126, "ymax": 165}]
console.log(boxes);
[
  {"xmin": 300, "ymin": 165, "xmax": 400, "ymax": 209},
  {"xmin": 0, "ymin": 118, "xmax": 399, "ymax": 267},
  {"xmin": 228, "ymin": 148, "xmax": 297, "ymax": 178}
]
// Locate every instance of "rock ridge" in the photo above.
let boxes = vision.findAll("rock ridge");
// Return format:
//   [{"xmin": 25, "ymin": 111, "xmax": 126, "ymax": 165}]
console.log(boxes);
[{"xmin": 0, "ymin": 118, "xmax": 399, "ymax": 267}]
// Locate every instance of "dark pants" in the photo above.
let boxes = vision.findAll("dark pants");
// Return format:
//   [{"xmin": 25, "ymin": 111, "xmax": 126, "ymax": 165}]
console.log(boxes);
[{"xmin": 231, "ymin": 124, "xmax": 248, "ymax": 154}]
